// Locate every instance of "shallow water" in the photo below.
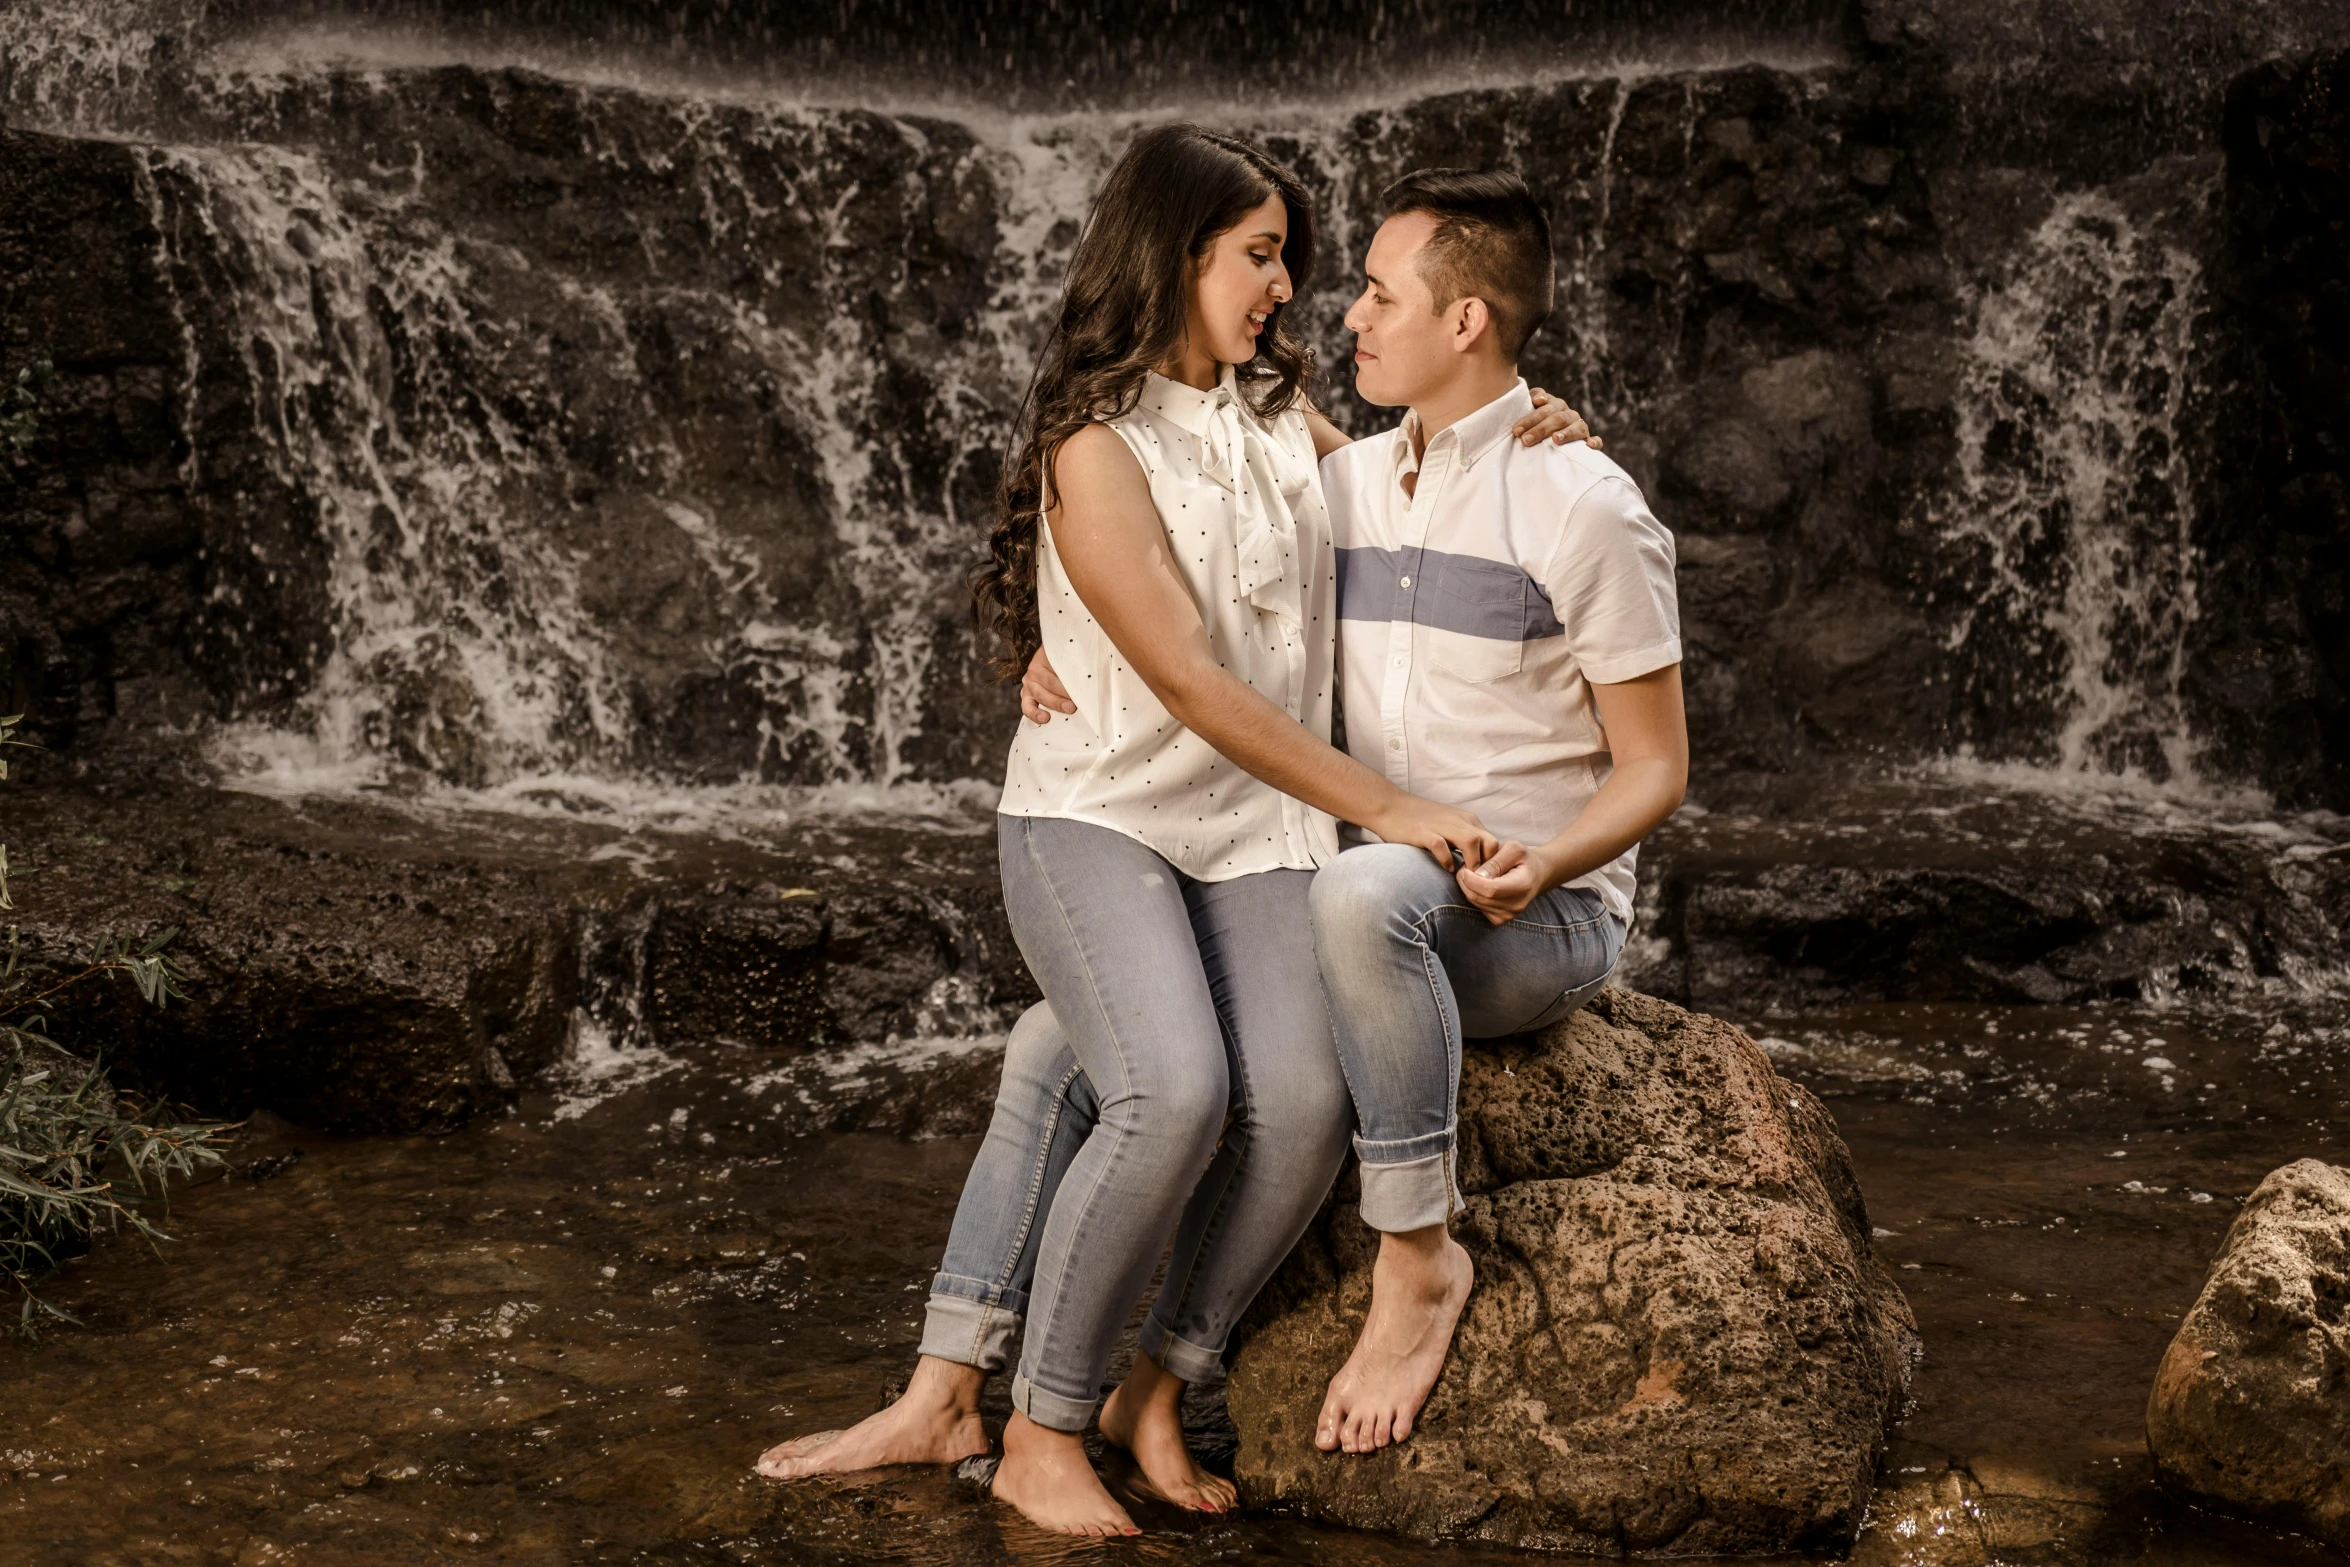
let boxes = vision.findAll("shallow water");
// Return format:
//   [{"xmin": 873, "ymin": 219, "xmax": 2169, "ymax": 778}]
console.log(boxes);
[{"xmin": 2, "ymin": 993, "xmax": 2345, "ymax": 1565}]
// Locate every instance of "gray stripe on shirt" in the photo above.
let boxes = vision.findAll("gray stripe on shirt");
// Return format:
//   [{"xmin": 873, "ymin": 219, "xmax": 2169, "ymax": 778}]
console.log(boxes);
[{"xmin": 1336, "ymin": 545, "xmax": 1566, "ymax": 643}]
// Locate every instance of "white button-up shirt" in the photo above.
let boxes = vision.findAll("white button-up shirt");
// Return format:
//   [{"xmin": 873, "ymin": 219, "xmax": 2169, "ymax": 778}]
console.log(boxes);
[
  {"xmin": 1319, "ymin": 379, "xmax": 1681, "ymax": 922},
  {"xmin": 999, "ymin": 367, "xmax": 1341, "ymax": 880}
]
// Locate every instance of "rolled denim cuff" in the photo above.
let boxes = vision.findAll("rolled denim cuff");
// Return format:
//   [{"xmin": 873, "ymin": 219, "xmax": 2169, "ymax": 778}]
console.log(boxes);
[
  {"xmin": 918, "ymin": 1288, "xmax": 1021, "ymax": 1373},
  {"xmin": 1011, "ymin": 1372, "xmax": 1096, "ymax": 1434},
  {"xmin": 1137, "ymin": 1316, "xmax": 1226, "ymax": 1385},
  {"xmin": 1354, "ymin": 1143, "xmax": 1456, "ymax": 1234}
]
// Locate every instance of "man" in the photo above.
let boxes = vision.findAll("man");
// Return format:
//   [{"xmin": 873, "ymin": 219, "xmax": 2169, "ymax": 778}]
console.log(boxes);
[
  {"xmin": 1020, "ymin": 168, "xmax": 1686, "ymax": 1455},
  {"xmin": 1288, "ymin": 168, "xmax": 1685, "ymax": 1452}
]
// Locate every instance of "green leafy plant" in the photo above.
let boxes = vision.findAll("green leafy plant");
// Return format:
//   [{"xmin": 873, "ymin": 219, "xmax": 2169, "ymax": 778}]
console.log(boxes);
[
  {"xmin": 0, "ymin": 713, "xmax": 232, "ymax": 1338},
  {"xmin": 0, "ymin": 355, "xmax": 51, "ymax": 472}
]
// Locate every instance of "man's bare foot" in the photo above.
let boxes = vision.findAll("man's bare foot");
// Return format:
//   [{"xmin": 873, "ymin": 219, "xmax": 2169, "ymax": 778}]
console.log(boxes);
[
  {"xmin": 1098, "ymin": 1352, "xmax": 1237, "ymax": 1513},
  {"xmin": 756, "ymin": 1355, "xmax": 989, "ymax": 1479},
  {"xmin": 991, "ymin": 1411, "xmax": 1140, "ymax": 1536},
  {"xmin": 1315, "ymin": 1225, "xmax": 1474, "ymax": 1453}
]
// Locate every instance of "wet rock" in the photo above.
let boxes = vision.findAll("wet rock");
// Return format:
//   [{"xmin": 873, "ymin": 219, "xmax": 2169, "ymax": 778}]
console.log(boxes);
[
  {"xmin": 1227, "ymin": 989, "xmax": 1916, "ymax": 1556},
  {"xmin": 626, "ymin": 869, "xmax": 1025, "ymax": 1055},
  {"xmin": 1629, "ymin": 778, "xmax": 2350, "ymax": 1012},
  {"xmin": 2191, "ymin": 48, "xmax": 2350, "ymax": 810},
  {"xmin": 7, "ymin": 783, "xmax": 1037, "ymax": 1132},
  {"xmin": 644, "ymin": 892, "xmax": 830, "ymax": 1050},
  {"xmin": 15, "ymin": 793, "xmax": 580, "ymax": 1134},
  {"xmin": 2145, "ymin": 1158, "xmax": 2350, "ymax": 1548}
]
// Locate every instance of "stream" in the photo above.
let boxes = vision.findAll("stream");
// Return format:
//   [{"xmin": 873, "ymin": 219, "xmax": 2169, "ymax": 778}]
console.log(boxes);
[{"xmin": 4, "ymin": 981, "xmax": 2344, "ymax": 1564}]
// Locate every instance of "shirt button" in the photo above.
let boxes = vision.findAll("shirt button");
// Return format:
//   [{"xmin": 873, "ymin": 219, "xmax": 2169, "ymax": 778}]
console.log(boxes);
[
  {"xmin": 1388, "ymin": 738, "xmax": 1402, "ymax": 751},
  {"xmin": 1399, "ymin": 575, "xmax": 1412, "ymax": 588}
]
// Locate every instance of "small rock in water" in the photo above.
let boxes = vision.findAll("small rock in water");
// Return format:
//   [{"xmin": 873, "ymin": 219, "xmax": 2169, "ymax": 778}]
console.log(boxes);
[
  {"xmin": 242, "ymin": 1150, "xmax": 303, "ymax": 1182},
  {"xmin": 2146, "ymin": 1158, "xmax": 2350, "ymax": 1549}
]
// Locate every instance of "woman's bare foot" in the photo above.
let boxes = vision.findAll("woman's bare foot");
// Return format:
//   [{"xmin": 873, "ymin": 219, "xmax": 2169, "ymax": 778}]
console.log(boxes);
[
  {"xmin": 756, "ymin": 1356, "xmax": 989, "ymax": 1479},
  {"xmin": 1098, "ymin": 1352, "xmax": 1237, "ymax": 1512},
  {"xmin": 991, "ymin": 1412, "xmax": 1140, "ymax": 1536},
  {"xmin": 1314, "ymin": 1225, "xmax": 1474, "ymax": 1453}
]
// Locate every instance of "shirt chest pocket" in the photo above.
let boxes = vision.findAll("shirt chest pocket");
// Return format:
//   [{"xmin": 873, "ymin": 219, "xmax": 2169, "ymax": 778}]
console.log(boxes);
[{"xmin": 1449, "ymin": 572, "xmax": 1526, "ymax": 684}]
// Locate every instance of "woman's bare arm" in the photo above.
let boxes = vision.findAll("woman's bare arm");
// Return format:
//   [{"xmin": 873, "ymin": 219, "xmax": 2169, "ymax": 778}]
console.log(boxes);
[{"xmin": 1046, "ymin": 424, "xmax": 1495, "ymax": 867}]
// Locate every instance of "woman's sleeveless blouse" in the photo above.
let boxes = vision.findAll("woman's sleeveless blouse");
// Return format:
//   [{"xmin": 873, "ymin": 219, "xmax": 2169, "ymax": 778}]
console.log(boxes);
[{"xmin": 998, "ymin": 367, "xmax": 1341, "ymax": 880}]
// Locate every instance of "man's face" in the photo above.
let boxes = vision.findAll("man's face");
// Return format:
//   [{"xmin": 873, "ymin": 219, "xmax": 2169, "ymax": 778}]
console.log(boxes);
[{"xmin": 1343, "ymin": 211, "xmax": 1454, "ymax": 408}]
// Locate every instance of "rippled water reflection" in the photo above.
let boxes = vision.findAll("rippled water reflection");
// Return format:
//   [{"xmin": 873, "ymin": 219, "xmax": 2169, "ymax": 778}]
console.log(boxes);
[{"xmin": 2, "ymin": 997, "xmax": 2344, "ymax": 1565}]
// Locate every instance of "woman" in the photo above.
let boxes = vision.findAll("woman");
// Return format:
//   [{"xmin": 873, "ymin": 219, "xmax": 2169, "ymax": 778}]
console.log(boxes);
[{"xmin": 758, "ymin": 125, "xmax": 1583, "ymax": 1536}]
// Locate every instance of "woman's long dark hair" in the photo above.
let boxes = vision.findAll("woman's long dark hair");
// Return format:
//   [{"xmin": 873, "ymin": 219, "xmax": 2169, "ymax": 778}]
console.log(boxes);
[{"xmin": 974, "ymin": 124, "xmax": 1317, "ymax": 677}]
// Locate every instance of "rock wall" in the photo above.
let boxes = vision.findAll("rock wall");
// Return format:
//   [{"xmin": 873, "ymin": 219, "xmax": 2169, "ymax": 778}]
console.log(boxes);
[
  {"xmin": 2191, "ymin": 50, "xmax": 2350, "ymax": 808},
  {"xmin": 1, "ymin": 2, "xmax": 2347, "ymax": 801}
]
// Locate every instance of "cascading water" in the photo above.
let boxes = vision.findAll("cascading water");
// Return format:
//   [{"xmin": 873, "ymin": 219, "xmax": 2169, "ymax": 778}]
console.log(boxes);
[
  {"xmin": 1943, "ymin": 181, "xmax": 2212, "ymax": 783},
  {"xmin": 0, "ymin": 0, "xmax": 2252, "ymax": 802}
]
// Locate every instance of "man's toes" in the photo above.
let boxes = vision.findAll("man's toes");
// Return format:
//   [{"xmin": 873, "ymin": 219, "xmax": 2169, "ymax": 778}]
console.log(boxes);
[
  {"xmin": 1393, "ymin": 1411, "xmax": 1416, "ymax": 1445},
  {"xmin": 1370, "ymin": 1410, "xmax": 1396, "ymax": 1448}
]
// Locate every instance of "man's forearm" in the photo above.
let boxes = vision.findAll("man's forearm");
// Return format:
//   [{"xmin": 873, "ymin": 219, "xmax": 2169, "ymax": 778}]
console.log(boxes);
[{"xmin": 1525, "ymin": 756, "xmax": 1685, "ymax": 891}]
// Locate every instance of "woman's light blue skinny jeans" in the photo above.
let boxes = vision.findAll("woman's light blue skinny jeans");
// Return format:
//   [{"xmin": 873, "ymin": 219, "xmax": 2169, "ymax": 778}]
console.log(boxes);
[{"xmin": 918, "ymin": 815, "xmax": 1352, "ymax": 1433}]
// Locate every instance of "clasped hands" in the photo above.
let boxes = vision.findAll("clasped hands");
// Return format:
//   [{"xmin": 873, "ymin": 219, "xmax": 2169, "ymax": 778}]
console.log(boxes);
[{"xmin": 1017, "ymin": 654, "xmax": 1546, "ymax": 926}]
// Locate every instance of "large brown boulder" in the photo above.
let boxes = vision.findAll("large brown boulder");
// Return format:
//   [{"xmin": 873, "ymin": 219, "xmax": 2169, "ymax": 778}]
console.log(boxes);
[
  {"xmin": 2146, "ymin": 1158, "xmax": 2350, "ymax": 1547},
  {"xmin": 1226, "ymin": 989, "xmax": 1917, "ymax": 1555}
]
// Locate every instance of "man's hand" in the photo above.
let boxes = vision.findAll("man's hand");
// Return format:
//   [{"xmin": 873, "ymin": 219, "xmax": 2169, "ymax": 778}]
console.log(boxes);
[
  {"xmin": 1458, "ymin": 841, "xmax": 1547, "ymax": 925},
  {"xmin": 1021, "ymin": 646, "xmax": 1077, "ymax": 724},
  {"xmin": 1514, "ymin": 389, "xmax": 1603, "ymax": 450},
  {"xmin": 1365, "ymin": 792, "xmax": 1500, "ymax": 874}
]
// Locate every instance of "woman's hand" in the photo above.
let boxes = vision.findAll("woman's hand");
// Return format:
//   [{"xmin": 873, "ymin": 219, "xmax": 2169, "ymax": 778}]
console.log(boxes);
[
  {"xmin": 1514, "ymin": 389, "xmax": 1602, "ymax": 450},
  {"xmin": 1457, "ymin": 840, "xmax": 1548, "ymax": 925},
  {"xmin": 1021, "ymin": 646, "xmax": 1077, "ymax": 724},
  {"xmin": 1363, "ymin": 793, "xmax": 1500, "ymax": 874}
]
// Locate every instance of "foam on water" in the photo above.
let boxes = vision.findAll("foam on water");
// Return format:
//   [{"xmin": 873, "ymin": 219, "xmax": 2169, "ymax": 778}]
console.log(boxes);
[
  {"xmin": 544, "ymin": 1012, "xmax": 680, "ymax": 1123},
  {"xmin": 1920, "ymin": 751, "xmax": 2345, "ymax": 847}
]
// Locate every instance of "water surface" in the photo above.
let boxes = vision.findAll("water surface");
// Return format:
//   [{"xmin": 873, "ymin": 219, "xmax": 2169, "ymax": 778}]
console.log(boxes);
[{"xmin": 4, "ymin": 992, "xmax": 2345, "ymax": 1564}]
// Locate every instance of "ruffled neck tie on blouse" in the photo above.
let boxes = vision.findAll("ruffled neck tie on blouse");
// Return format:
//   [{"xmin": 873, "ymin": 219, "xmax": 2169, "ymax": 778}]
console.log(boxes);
[{"xmin": 1168, "ymin": 370, "xmax": 1315, "ymax": 628}]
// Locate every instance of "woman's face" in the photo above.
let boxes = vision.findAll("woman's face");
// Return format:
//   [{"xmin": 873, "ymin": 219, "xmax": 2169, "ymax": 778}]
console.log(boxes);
[{"xmin": 1187, "ymin": 193, "xmax": 1294, "ymax": 367}]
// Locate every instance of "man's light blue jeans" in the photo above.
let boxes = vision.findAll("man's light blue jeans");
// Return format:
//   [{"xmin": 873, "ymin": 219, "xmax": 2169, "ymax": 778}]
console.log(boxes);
[
  {"xmin": 917, "ymin": 815, "xmax": 1352, "ymax": 1433},
  {"xmin": 1308, "ymin": 842, "xmax": 1624, "ymax": 1233}
]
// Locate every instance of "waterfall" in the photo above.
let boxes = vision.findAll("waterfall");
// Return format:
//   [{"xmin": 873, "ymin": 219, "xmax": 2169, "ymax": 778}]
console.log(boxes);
[
  {"xmin": 1942, "ymin": 183, "xmax": 2212, "ymax": 783},
  {"xmin": 0, "ymin": 1, "xmax": 2251, "ymax": 800}
]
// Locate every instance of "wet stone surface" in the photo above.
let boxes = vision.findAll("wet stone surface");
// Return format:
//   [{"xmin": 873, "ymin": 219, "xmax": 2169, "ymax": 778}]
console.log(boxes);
[{"xmin": 4, "ymin": 781, "xmax": 1036, "ymax": 1133}]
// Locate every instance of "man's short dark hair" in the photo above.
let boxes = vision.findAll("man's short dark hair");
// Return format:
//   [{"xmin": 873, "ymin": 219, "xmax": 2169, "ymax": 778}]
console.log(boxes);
[{"xmin": 1380, "ymin": 168, "xmax": 1555, "ymax": 360}]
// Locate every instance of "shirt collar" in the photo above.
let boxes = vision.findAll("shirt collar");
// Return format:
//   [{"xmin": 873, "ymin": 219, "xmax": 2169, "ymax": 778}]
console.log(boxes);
[
  {"xmin": 1392, "ymin": 378, "xmax": 1534, "ymax": 479},
  {"xmin": 1140, "ymin": 364, "xmax": 1244, "ymax": 442}
]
